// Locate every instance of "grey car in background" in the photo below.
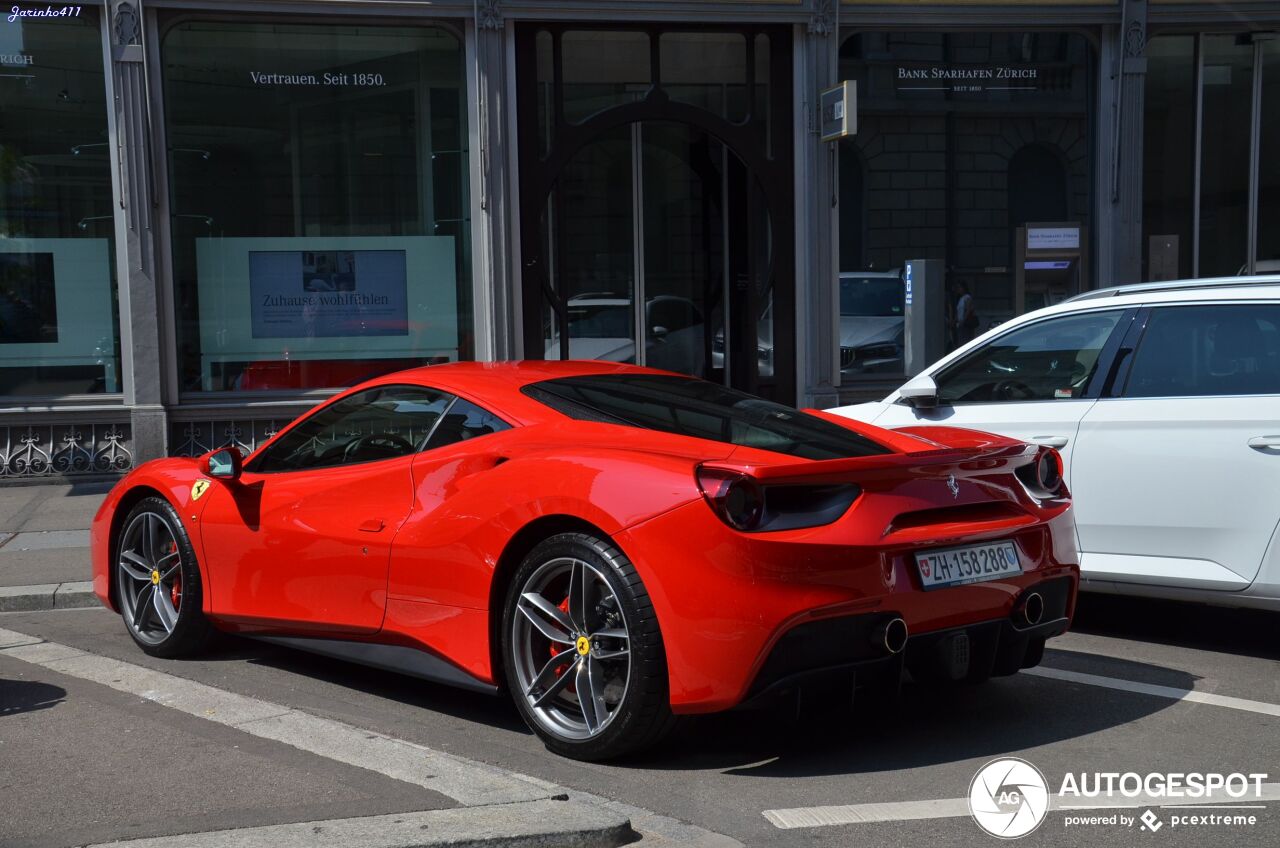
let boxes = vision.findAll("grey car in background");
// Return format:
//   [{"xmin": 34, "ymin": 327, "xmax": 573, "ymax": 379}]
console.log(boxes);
[{"xmin": 839, "ymin": 269, "xmax": 905, "ymax": 376}]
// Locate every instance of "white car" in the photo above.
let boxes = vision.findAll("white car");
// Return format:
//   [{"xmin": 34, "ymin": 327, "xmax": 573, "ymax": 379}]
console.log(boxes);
[{"xmin": 831, "ymin": 275, "xmax": 1280, "ymax": 611}]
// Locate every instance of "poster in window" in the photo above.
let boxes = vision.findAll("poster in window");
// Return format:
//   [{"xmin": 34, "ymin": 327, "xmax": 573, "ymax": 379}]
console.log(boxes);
[
  {"xmin": 0, "ymin": 252, "xmax": 58, "ymax": 344},
  {"xmin": 248, "ymin": 250, "xmax": 410, "ymax": 338}
]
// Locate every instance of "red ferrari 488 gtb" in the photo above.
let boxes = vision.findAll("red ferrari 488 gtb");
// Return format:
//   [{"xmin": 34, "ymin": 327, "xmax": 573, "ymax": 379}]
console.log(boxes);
[{"xmin": 91, "ymin": 361, "xmax": 1078, "ymax": 760}]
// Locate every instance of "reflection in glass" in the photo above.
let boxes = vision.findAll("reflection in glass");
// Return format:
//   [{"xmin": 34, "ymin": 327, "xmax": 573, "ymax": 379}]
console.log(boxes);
[
  {"xmin": 560, "ymin": 31, "xmax": 651, "ymax": 125},
  {"xmin": 1199, "ymin": 35, "xmax": 1253, "ymax": 277},
  {"xmin": 1142, "ymin": 36, "xmax": 1196, "ymax": 281},
  {"xmin": 659, "ymin": 33, "xmax": 748, "ymax": 123},
  {"xmin": 839, "ymin": 271, "xmax": 905, "ymax": 376},
  {"xmin": 1259, "ymin": 41, "xmax": 1280, "ymax": 273},
  {"xmin": 162, "ymin": 22, "xmax": 471, "ymax": 392},
  {"xmin": 0, "ymin": 10, "xmax": 120, "ymax": 396}
]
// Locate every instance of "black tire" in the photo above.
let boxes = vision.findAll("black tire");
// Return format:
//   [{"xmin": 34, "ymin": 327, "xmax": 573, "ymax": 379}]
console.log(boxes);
[
  {"xmin": 501, "ymin": 531, "xmax": 678, "ymax": 761},
  {"xmin": 114, "ymin": 496, "xmax": 215, "ymax": 658}
]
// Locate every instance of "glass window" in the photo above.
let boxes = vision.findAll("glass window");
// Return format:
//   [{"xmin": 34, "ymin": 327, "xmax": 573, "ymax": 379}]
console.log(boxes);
[
  {"xmin": 253, "ymin": 385, "xmax": 452, "ymax": 472},
  {"xmin": 936, "ymin": 310, "xmax": 1124, "ymax": 404},
  {"xmin": 1199, "ymin": 35, "xmax": 1253, "ymax": 278},
  {"xmin": 0, "ymin": 9, "xmax": 120, "ymax": 397},
  {"xmin": 523, "ymin": 374, "xmax": 889, "ymax": 460},
  {"xmin": 161, "ymin": 21, "xmax": 471, "ymax": 392},
  {"xmin": 837, "ymin": 31, "xmax": 1095, "ymax": 357},
  {"xmin": 423, "ymin": 397, "xmax": 510, "ymax": 450},
  {"xmin": 1142, "ymin": 36, "xmax": 1196, "ymax": 281},
  {"xmin": 1259, "ymin": 40, "xmax": 1280, "ymax": 273},
  {"xmin": 560, "ymin": 31, "xmax": 650, "ymax": 125},
  {"xmin": 660, "ymin": 33, "xmax": 749, "ymax": 123},
  {"xmin": 1125, "ymin": 305, "xmax": 1280, "ymax": 398}
]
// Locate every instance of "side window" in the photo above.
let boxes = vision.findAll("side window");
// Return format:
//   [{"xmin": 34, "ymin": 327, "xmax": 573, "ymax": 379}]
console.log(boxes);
[
  {"xmin": 422, "ymin": 397, "xmax": 511, "ymax": 451},
  {"xmin": 254, "ymin": 385, "xmax": 453, "ymax": 472},
  {"xmin": 935, "ymin": 310, "xmax": 1124, "ymax": 404},
  {"xmin": 1125, "ymin": 304, "xmax": 1280, "ymax": 398}
]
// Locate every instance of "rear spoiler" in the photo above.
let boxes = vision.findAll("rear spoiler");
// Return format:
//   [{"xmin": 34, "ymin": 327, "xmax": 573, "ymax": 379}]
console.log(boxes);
[{"xmin": 710, "ymin": 412, "xmax": 1034, "ymax": 488}]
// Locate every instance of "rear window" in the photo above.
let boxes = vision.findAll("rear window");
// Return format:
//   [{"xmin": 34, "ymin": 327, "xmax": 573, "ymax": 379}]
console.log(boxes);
[{"xmin": 522, "ymin": 375, "xmax": 889, "ymax": 460}]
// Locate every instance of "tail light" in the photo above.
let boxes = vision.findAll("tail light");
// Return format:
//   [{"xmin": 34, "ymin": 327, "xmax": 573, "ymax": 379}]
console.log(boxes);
[
  {"xmin": 696, "ymin": 466, "xmax": 862, "ymax": 532},
  {"xmin": 696, "ymin": 468, "xmax": 764, "ymax": 531},
  {"xmin": 1016, "ymin": 447, "xmax": 1067, "ymax": 499}
]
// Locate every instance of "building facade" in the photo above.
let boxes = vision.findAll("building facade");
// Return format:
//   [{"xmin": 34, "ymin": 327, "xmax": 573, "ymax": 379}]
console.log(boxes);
[{"xmin": 1, "ymin": 0, "xmax": 1277, "ymax": 479}]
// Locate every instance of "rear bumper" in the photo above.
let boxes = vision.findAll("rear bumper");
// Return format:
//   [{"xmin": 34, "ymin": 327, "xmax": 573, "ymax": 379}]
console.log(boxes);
[
  {"xmin": 616, "ymin": 500, "xmax": 1078, "ymax": 714},
  {"xmin": 738, "ymin": 577, "xmax": 1072, "ymax": 708}
]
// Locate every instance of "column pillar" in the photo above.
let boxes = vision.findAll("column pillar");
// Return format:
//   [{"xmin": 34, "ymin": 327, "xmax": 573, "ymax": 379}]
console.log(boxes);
[
  {"xmin": 1106, "ymin": 0, "xmax": 1148, "ymax": 286},
  {"xmin": 469, "ymin": 3, "xmax": 517, "ymax": 361},
  {"xmin": 797, "ymin": 1, "xmax": 840, "ymax": 409},
  {"xmin": 106, "ymin": 1, "xmax": 167, "ymax": 460}
]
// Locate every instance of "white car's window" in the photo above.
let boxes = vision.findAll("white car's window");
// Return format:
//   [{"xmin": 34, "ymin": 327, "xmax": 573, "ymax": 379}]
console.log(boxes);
[
  {"xmin": 934, "ymin": 310, "xmax": 1124, "ymax": 404},
  {"xmin": 1124, "ymin": 304, "xmax": 1280, "ymax": 398},
  {"xmin": 253, "ymin": 385, "xmax": 453, "ymax": 472}
]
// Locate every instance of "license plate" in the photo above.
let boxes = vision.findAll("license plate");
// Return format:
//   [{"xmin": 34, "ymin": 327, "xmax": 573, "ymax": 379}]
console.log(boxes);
[{"xmin": 915, "ymin": 541, "xmax": 1021, "ymax": 590}]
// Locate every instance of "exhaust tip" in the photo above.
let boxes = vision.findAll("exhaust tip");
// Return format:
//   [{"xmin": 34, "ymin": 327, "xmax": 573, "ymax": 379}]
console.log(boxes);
[
  {"xmin": 872, "ymin": 617, "xmax": 909, "ymax": 655},
  {"xmin": 1019, "ymin": 592, "xmax": 1045, "ymax": 626}
]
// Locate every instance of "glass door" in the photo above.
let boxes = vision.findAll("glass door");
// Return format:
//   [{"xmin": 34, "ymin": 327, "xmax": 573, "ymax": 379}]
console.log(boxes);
[{"xmin": 516, "ymin": 24, "xmax": 794, "ymax": 401}]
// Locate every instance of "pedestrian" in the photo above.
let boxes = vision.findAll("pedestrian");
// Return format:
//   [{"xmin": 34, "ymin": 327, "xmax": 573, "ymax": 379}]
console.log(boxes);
[{"xmin": 954, "ymin": 280, "xmax": 979, "ymax": 347}]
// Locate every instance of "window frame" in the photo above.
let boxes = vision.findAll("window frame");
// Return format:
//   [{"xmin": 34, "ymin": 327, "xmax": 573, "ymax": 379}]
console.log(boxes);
[{"xmin": 926, "ymin": 306, "xmax": 1135, "ymax": 407}]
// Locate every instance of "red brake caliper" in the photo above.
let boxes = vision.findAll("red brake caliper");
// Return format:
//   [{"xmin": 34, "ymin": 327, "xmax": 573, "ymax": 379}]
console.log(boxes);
[
  {"xmin": 168, "ymin": 541, "xmax": 182, "ymax": 607},
  {"xmin": 554, "ymin": 596, "xmax": 574, "ymax": 693}
]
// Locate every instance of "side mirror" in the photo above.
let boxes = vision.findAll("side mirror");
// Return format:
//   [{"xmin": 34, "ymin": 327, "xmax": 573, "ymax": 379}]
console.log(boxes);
[
  {"xmin": 199, "ymin": 447, "xmax": 243, "ymax": 481},
  {"xmin": 898, "ymin": 374, "xmax": 940, "ymax": 409},
  {"xmin": 650, "ymin": 325, "xmax": 669, "ymax": 341}
]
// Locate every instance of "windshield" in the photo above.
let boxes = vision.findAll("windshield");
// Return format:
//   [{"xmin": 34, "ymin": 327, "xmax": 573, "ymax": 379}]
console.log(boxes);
[
  {"xmin": 840, "ymin": 277, "xmax": 904, "ymax": 318},
  {"xmin": 523, "ymin": 374, "xmax": 889, "ymax": 460}
]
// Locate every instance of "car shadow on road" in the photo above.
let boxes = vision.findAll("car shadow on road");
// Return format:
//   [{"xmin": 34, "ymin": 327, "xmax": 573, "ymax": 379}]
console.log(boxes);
[
  {"xmin": 1070, "ymin": 592, "xmax": 1280, "ymax": 661},
  {"xmin": 214, "ymin": 637, "xmax": 529, "ymax": 733},
  {"xmin": 0, "ymin": 680, "xmax": 66, "ymax": 717},
  {"xmin": 622, "ymin": 652, "xmax": 1196, "ymax": 777}
]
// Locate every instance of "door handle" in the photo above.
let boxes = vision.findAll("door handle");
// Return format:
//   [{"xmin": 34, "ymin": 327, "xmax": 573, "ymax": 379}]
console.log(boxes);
[
  {"xmin": 1031, "ymin": 435, "xmax": 1070, "ymax": 449},
  {"xmin": 1247, "ymin": 436, "xmax": 1280, "ymax": 450},
  {"xmin": 358, "ymin": 519, "xmax": 385, "ymax": 533}
]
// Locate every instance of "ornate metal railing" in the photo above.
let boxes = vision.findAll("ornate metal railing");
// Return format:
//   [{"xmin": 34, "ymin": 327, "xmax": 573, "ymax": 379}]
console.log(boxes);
[
  {"xmin": 169, "ymin": 418, "xmax": 293, "ymax": 458},
  {"xmin": 0, "ymin": 423, "xmax": 133, "ymax": 478}
]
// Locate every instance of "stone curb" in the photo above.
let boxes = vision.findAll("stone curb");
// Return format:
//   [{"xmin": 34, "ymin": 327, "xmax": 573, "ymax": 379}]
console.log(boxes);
[
  {"xmin": 84, "ymin": 799, "xmax": 634, "ymax": 848},
  {"xmin": 0, "ymin": 581, "xmax": 98, "ymax": 612}
]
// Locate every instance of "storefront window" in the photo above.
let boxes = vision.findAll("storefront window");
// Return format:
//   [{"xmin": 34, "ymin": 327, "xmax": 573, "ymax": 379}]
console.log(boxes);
[
  {"xmin": 1199, "ymin": 35, "xmax": 1253, "ymax": 278},
  {"xmin": 1259, "ymin": 40, "xmax": 1280, "ymax": 272},
  {"xmin": 0, "ymin": 9, "xmax": 120, "ymax": 397},
  {"xmin": 1142, "ymin": 36, "xmax": 1196, "ymax": 281},
  {"xmin": 838, "ymin": 31, "xmax": 1094, "ymax": 370},
  {"xmin": 162, "ymin": 21, "xmax": 471, "ymax": 392}
]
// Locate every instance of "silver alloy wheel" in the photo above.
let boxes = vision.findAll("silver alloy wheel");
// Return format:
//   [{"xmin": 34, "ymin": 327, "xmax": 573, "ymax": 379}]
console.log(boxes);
[
  {"xmin": 116, "ymin": 511, "xmax": 184, "ymax": 646},
  {"xmin": 511, "ymin": 556, "xmax": 631, "ymax": 741}
]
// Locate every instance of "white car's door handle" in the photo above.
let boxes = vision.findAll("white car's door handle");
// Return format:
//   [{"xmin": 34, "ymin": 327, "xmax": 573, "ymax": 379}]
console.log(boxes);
[
  {"xmin": 1247, "ymin": 436, "xmax": 1280, "ymax": 449},
  {"xmin": 1031, "ymin": 435, "xmax": 1070, "ymax": 449}
]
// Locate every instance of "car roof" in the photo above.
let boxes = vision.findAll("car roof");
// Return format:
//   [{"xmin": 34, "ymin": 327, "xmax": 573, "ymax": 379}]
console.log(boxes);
[
  {"xmin": 839, "ymin": 269, "xmax": 901, "ymax": 279},
  {"xmin": 1065, "ymin": 274, "xmax": 1280, "ymax": 304}
]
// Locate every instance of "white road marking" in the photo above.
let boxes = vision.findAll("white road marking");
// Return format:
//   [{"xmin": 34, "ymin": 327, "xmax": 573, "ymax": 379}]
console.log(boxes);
[
  {"xmin": 0, "ymin": 625, "xmax": 742, "ymax": 847},
  {"xmin": 1025, "ymin": 666, "xmax": 1280, "ymax": 718},
  {"xmin": 764, "ymin": 784, "xmax": 1280, "ymax": 830},
  {"xmin": 0, "ymin": 626, "xmax": 553, "ymax": 807}
]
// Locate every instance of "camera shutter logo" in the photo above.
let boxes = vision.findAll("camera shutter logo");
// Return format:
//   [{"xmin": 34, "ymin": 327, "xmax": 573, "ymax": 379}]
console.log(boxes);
[{"xmin": 968, "ymin": 757, "xmax": 1050, "ymax": 838}]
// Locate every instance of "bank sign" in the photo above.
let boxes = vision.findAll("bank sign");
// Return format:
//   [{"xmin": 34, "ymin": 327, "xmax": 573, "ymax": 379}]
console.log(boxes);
[{"xmin": 894, "ymin": 64, "xmax": 1053, "ymax": 95}]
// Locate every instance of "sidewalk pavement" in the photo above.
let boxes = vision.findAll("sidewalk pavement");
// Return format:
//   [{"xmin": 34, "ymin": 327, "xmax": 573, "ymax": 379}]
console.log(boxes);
[{"xmin": 0, "ymin": 482, "xmax": 111, "ymax": 612}]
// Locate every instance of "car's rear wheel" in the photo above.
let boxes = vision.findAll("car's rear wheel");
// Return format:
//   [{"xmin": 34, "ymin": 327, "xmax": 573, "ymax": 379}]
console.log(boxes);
[
  {"xmin": 115, "ymin": 496, "xmax": 214, "ymax": 658},
  {"xmin": 502, "ymin": 532, "xmax": 676, "ymax": 761}
]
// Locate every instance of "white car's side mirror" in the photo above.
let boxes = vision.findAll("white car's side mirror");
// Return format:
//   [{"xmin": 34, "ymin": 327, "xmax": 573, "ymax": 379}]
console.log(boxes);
[{"xmin": 898, "ymin": 374, "xmax": 940, "ymax": 408}]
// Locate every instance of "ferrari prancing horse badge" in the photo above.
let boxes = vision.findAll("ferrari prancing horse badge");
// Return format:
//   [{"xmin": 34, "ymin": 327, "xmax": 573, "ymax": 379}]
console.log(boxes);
[{"xmin": 191, "ymin": 479, "xmax": 211, "ymax": 501}]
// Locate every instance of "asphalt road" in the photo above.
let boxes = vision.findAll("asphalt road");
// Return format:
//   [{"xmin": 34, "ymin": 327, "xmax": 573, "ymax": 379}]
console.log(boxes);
[{"xmin": 2, "ymin": 594, "xmax": 1277, "ymax": 848}]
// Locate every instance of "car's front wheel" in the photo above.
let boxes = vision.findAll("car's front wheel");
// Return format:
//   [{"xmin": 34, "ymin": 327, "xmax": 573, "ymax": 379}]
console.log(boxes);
[
  {"xmin": 115, "ymin": 496, "xmax": 214, "ymax": 658},
  {"xmin": 501, "ymin": 532, "xmax": 676, "ymax": 761}
]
